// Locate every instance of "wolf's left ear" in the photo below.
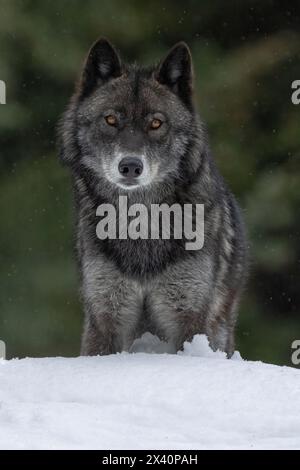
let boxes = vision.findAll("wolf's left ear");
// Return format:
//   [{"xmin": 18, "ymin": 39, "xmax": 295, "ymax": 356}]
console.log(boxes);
[
  {"xmin": 156, "ymin": 42, "xmax": 193, "ymax": 106},
  {"xmin": 80, "ymin": 38, "xmax": 122, "ymax": 97}
]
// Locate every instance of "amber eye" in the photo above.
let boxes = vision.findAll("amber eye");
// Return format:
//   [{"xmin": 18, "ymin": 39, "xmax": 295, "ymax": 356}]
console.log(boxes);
[
  {"xmin": 105, "ymin": 115, "xmax": 117, "ymax": 126},
  {"xmin": 150, "ymin": 118, "xmax": 162, "ymax": 130}
]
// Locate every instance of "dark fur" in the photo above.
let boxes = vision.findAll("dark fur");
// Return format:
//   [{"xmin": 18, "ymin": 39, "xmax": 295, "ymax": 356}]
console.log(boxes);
[{"xmin": 58, "ymin": 38, "xmax": 247, "ymax": 356}]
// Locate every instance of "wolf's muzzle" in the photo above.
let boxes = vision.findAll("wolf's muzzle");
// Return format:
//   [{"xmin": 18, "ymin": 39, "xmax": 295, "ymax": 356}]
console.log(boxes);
[{"xmin": 118, "ymin": 157, "xmax": 143, "ymax": 180}]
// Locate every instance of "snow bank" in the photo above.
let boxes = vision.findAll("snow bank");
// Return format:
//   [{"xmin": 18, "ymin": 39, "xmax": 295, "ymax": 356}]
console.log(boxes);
[{"xmin": 0, "ymin": 334, "xmax": 300, "ymax": 450}]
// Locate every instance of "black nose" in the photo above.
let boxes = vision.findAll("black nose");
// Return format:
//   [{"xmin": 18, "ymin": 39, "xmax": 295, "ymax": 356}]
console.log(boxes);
[{"xmin": 118, "ymin": 157, "xmax": 143, "ymax": 178}]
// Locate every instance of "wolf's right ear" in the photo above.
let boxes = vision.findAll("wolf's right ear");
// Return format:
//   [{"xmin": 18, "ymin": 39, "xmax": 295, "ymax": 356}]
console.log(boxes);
[
  {"xmin": 156, "ymin": 42, "xmax": 193, "ymax": 108},
  {"xmin": 79, "ymin": 38, "xmax": 122, "ymax": 97}
]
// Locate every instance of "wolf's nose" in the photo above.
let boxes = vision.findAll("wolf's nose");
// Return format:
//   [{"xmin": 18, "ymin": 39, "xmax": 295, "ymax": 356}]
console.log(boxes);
[{"xmin": 118, "ymin": 157, "xmax": 143, "ymax": 178}]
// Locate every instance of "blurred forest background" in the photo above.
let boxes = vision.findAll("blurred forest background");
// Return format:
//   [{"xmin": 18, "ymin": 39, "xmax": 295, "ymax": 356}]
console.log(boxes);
[{"xmin": 0, "ymin": 0, "xmax": 299, "ymax": 365}]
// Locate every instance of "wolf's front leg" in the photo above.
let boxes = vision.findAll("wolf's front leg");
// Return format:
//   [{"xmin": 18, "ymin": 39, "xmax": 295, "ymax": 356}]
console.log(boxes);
[
  {"xmin": 149, "ymin": 253, "xmax": 237, "ymax": 356},
  {"xmin": 148, "ymin": 254, "xmax": 213, "ymax": 351},
  {"xmin": 81, "ymin": 310, "xmax": 117, "ymax": 356},
  {"xmin": 80, "ymin": 256, "xmax": 143, "ymax": 356},
  {"xmin": 149, "ymin": 253, "xmax": 238, "ymax": 355}
]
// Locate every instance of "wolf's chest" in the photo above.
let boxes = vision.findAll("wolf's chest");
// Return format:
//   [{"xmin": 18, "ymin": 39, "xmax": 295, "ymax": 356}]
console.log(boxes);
[{"xmin": 96, "ymin": 237, "xmax": 187, "ymax": 277}]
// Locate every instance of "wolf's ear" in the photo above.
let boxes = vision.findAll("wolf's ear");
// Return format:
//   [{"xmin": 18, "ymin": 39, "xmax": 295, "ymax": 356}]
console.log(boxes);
[
  {"xmin": 156, "ymin": 42, "xmax": 193, "ymax": 106},
  {"xmin": 79, "ymin": 38, "xmax": 122, "ymax": 96}
]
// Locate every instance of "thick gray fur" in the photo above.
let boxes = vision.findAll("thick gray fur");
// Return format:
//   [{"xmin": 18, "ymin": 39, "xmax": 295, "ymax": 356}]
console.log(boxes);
[{"xmin": 58, "ymin": 38, "xmax": 248, "ymax": 356}]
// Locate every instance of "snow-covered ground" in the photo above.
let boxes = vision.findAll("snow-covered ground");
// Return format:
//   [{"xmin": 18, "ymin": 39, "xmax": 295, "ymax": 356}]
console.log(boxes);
[{"xmin": 0, "ymin": 334, "xmax": 300, "ymax": 450}]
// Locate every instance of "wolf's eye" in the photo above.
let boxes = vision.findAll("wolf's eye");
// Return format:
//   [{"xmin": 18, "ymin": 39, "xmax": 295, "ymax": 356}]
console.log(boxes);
[
  {"xmin": 150, "ymin": 118, "xmax": 162, "ymax": 130},
  {"xmin": 105, "ymin": 115, "xmax": 117, "ymax": 126}
]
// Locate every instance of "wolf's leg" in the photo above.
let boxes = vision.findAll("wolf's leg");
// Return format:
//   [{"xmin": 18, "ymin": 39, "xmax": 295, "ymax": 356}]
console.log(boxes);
[
  {"xmin": 205, "ymin": 289, "xmax": 241, "ymax": 357},
  {"xmin": 80, "ymin": 255, "xmax": 143, "ymax": 356},
  {"xmin": 81, "ymin": 312, "xmax": 116, "ymax": 356},
  {"xmin": 148, "ymin": 254, "xmax": 212, "ymax": 351},
  {"xmin": 148, "ymin": 254, "xmax": 239, "ymax": 356}
]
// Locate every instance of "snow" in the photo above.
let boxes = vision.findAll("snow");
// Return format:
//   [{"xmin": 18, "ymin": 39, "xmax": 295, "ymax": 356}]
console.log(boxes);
[{"xmin": 0, "ymin": 334, "xmax": 300, "ymax": 450}]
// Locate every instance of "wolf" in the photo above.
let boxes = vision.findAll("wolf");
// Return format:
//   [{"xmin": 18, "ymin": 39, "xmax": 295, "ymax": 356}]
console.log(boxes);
[{"xmin": 58, "ymin": 38, "xmax": 247, "ymax": 357}]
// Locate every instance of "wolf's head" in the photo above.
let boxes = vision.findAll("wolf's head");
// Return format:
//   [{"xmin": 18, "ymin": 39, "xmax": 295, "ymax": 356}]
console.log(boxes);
[{"xmin": 59, "ymin": 39, "xmax": 205, "ymax": 198}]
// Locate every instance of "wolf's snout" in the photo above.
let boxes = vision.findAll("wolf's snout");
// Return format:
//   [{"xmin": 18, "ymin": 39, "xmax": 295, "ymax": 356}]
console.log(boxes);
[{"xmin": 118, "ymin": 157, "xmax": 143, "ymax": 178}]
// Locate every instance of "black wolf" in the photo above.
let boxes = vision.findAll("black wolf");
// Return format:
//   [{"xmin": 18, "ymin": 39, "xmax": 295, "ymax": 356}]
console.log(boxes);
[{"xmin": 58, "ymin": 38, "xmax": 247, "ymax": 356}]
